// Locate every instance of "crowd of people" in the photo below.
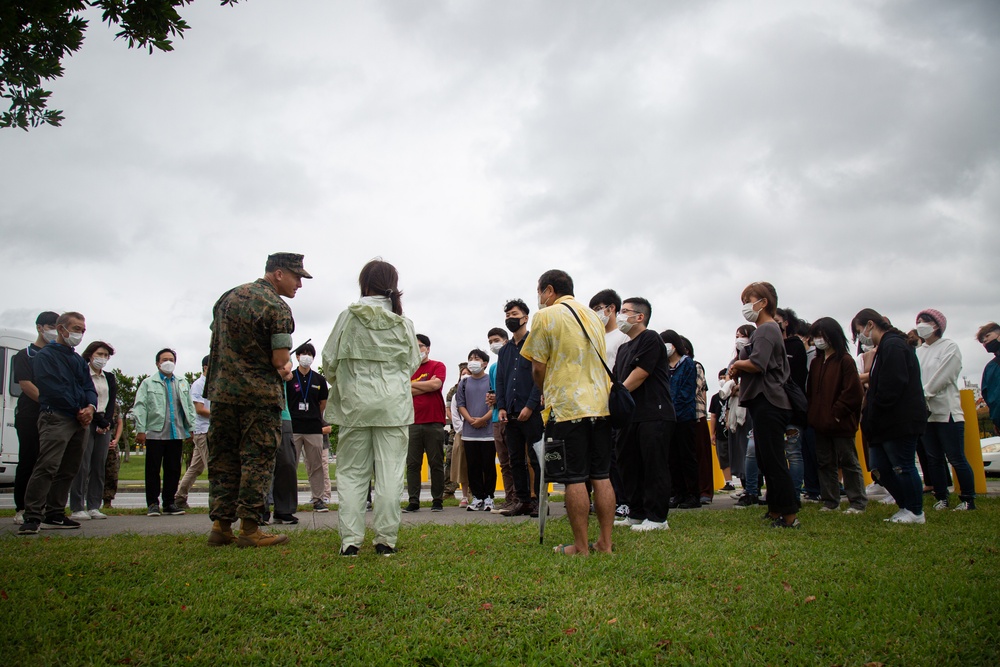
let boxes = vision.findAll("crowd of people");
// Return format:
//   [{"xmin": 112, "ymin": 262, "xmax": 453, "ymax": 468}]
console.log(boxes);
[{"xmin": 10, "ymin": 258, "xmax": 997, "ymax": 557}]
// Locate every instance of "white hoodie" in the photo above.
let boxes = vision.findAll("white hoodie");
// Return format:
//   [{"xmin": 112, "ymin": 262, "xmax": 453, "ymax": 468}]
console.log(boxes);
[{"xmin": 915, "ymin": 337, "xmax": 964, "ymax": 423}]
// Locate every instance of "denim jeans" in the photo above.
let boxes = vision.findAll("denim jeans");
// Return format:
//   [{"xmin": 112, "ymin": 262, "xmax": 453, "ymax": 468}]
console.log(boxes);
[
  {"xmin": 870, "ymin": 436, "xmax": 922, "ymax": 515},
  {"xmin": 784, "ymin": 424, "xmax": 804, "ymax": 496},
  {"xmin": 801, "ymin": 426, "xmax": 821, "ymax": 496},
  {"xmin": 922, "ymin": 418, "xmax": 975, "ymax": 503},
  {"xmin": 744, "ymin": 431, "xmax": 760, "ymax": 496}
]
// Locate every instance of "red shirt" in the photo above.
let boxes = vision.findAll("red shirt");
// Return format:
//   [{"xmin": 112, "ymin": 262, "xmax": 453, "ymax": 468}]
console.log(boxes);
[{"xmin": 411, "ymin": 359, "xmax": 447, "ymax": 424}]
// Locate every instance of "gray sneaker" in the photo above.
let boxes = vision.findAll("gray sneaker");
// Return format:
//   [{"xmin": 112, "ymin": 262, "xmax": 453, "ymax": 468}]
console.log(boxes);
[
  {"xmin": 147, "ymin": 504, "xmax": 161, "ymax": 517},
  {"xmin": 313, "ymin": 501, "xmax": 329, "ymax": 513}
]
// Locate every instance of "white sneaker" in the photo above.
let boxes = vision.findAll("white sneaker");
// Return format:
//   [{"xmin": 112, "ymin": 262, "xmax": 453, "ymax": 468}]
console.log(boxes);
[
  {"xmin": 819, "ymin": 506, "xmax": 838, "ymax": 512},
  {"xmin": 631, "ymin": 519, "xmax": 669, "ymax": 532},
  {"xmin": 87, "ymin": 509, "xmax": 108, "ymax": 520},
  {"xmin": 466, "ymin": 497, "xmax": 484, "ymax": 512},
  {"xmin": 932, "ymin": 500, "xmax": 949, "ymax": 511},
  {"xmin": 13, "ymin": 510, "xmax": 24, "ymax": 525},
  {"xmin": 614, "ymin": 517, "xmax": 641, "ymax": 527},
  {"xmin": 865, "ymin": 482, "xmax": 888, "ymax": 498},
  {"xmin": 730, "ymin": 490, "xmax": 745, "ymax": 500},
  {"xmin": 888, "ymin": 509, "xmax": 925, "ymax": 524},
  {"xmin": 884, "ymin": 509, "xmax": 907, "ymax": 522},
  {"xmin": 878, "ymin": 495, "xmax": 896, "ymax": 505},
  {"xmin": 842, "ymin": 507, "xmax": 863, "ymax": 515},
  {"xmin": 69, "ymin": 511, "xmax": 91, "ymax": 521},
  {"xmin": 952, "ymin": 502, "xmax": 971, "ymax": 511},
  {"xmin": 483, "ymin": 497, "xmax": 494, "ymax": 512}
]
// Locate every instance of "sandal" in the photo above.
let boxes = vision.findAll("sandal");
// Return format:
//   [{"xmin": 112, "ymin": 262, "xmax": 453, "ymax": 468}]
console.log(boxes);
[{"xmin": 552, "ymin": 543, "xmax": 589, "ymax": 555}]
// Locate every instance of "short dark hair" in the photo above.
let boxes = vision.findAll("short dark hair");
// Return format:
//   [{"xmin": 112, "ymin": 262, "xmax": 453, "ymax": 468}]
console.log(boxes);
[
  {"xmin": 295, "ymin": 342, "xmax": 316, "ymax": 357},
  {"xmin": 622, "ymin": 297, "xmax": 652, "ymax": 325},
  {"xmin": 808, "ymin": 317, "xmax": 850, "ymax": 358},
  {"xmin": 736, "ymin": 324, "xmax": 756, "ymax": 338},
  {"xmin": 202, "ymin": 355, "xmax": 210, "ymax": 367},
  {"xmin": 776, "ymin": 307, "xmax": 803, "ymax": 336},
  {"xmin": 718, "ymin": 368, "xmax": 728, "ymax": 378},
  {"xmin": 503, "ymin": 299, "xmax": 529, "ymax": 317},
  {"xmin": 56, "ymin": 312, "xmax": 85, "ymax": 327},
  {"xmin": 468, "ymin": 348, "xmax": 490, "ymax": 363},
  {"xmin": 36, "ymin": 311, "xmax": 59, "ymax": 327},
  {"xmin": 589, "ymin": 289, "xmax": 622, "ymax": 312},
  {"xmin": 977, "ymin": 322, "xmax": 1000, "ymax": 342},
  {"xmin": 81, "ymin": 341, "xmax": 115, "ymax": 362},
  {"xmin": 416, "ymin": 334, "xmax": 431, "ymax": 347},
  {"xmin": 538, "ymin": 269, "xmax": 573, "ymax": 297},
  {"xmin": 487, "ymin": 327, "xmax": 508, "ymax": 341},
  {"xmin": 155, "ymin": 348, "xmax": 176, "ymax": 364},
  {"xmin": 740, "ymin": 282, "xmax": 778, "ymax": 317}
]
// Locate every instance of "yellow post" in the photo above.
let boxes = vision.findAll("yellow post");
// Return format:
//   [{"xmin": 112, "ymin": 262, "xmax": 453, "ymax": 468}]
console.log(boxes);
[
  {"xmin": 955, "ymin": 389, "xmax": 987, "ymax": 494},
  {"xmin": 855, "ymin": 430, "xmax": 873, "ymax": 486},
  {"xmin": 708, "ymin": 421, "xmax": 726, "ymax": 490}
]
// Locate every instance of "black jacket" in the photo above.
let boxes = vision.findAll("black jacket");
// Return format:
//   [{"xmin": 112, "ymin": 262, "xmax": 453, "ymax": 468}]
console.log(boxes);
[
  {"xmin": 861, "ymin": 331, "xmax": 927, "ymax": 445},
  {"xmin": 93, "ymin": 370, "xmax": 118, "ymax": 430}
]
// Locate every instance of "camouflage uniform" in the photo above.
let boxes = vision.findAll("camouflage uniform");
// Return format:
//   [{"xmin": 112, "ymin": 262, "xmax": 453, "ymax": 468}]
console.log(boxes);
[
  {"xmin": 102, "ymin": 408, "xmax": 121, "ymax": 505},
  {"xmin": 206, "ymin": 277, "xmax": 295, "ymax": 522}
]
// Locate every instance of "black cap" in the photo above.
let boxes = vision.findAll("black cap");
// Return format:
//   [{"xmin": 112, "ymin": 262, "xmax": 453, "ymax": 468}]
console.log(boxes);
[
  {"xmin": 36, "ymin": 311, "xmax": 59, "ymax": 326},
  {"xmin": 266, "ymin": 253, "xmax": 313, "ymax": 279}
]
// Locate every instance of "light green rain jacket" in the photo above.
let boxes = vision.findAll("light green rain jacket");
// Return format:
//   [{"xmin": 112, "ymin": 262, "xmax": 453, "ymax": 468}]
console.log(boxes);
[{"xmin": 322, "ymin": 296, "xmax": 421, "ymax": 428}]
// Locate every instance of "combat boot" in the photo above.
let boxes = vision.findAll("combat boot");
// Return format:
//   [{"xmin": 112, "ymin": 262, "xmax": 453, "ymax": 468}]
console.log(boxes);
[
  {"xmin": 207, "ymin": 520, "xmax": 236, "ymax": 547},
  {"xmin": 236, "ymin": 518, "xmax": 289, "ymax": 548}
]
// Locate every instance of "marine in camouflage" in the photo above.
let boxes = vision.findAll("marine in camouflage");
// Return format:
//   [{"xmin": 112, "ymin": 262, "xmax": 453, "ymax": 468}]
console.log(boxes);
[{"xmin": 208, "ymin": 403, "xmax": 281, "ymax": 522}]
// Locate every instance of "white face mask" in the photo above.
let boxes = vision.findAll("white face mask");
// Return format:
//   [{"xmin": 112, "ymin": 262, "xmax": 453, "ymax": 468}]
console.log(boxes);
[
  {"xmin": 41, "ymin": 328, "xmax": 59, "ymax": 343},
  {"xmin": 616, "ymin": 313, "xmax": 633, "ymax": 334},
  {"xmin": 735, "ymin": 337, "xmax": 750, "ymax": 350},
  {"xmin": 915, "ymin": 322, "xmax": 936, "ymax": 340},
  {"xmin": 813, "ymin": 338, "xmax": 829, "ymax": 351},
  {"xmin": 64, "ymin": 331, "xmax": 84, "ymax": 347},
  {"xmin": 741, "ymin": 300, "xmax": 761, "ymax": 323},
  {"xmin": 159, "ymin": 361, "xmax": 175, "ymax": 375},
  {"xmin": 467, "ymin": 361, "xmax": 484, "ymax": 374},
  {"xmin": 489, "ymin": 342, "xmax": 504, "ymax": 354},
  {"xmin": 419, "ymin": 350, "xmax": 428, "ymax": 362},
  {"xmin": 857, "ymin": 326, "xmax": 873, "ymax": 348},
  {"xmin": 538, "ymin": 295, "xmax": 548, "ymax": 310},
  {"xmin": 664, "ymin": 343, "xmax": 675, "ymax": 357},
  {"xmin": 595, "ymin": 309, "xmax": 610, "ymax": 326},
  {"xmin": 91, "ymin": 356, "xmax": 109, "ymax": 370},
  {"xmin": 298, "ymin": 355, "xmax": 314, "ymax": 368}
]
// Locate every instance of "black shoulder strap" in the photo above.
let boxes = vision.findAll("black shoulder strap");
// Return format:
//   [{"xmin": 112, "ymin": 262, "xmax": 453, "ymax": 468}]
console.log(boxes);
[{"xmin": 562, "ymin": 303, "xmax": 615, "ymax": 381}]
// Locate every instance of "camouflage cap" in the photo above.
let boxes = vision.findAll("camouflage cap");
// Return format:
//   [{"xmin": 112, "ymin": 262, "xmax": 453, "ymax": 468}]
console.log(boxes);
[{"xmin": 266, "ymin": 252, "xmax": 313, "ymax": 279}]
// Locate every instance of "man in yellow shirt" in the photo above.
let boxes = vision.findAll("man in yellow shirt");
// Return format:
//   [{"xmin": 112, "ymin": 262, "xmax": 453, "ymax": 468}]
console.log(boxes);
[{"xmin": 521, "ymin": 269, "xmax": 613, "ymax": 555}]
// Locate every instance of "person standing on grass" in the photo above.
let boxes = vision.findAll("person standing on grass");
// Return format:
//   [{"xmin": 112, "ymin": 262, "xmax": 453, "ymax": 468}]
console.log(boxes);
[
  {"xmin": 774, "ymin": 308, "xmax": 808, "ymax": 498},
  {"xmin": 914, "ymin": 309, "xmax": 976, "ymax": 511},
  {"xmin": 18, "ymin": 312, "xmax": 97, "ymax": 535},
  {"xmin": 174, "ymin": 356, "xmax": 211, "ymax": 511},
  {"xmin": 448, "ymin": 363, "xmax": 473, "ymax": 508},
  {"xmin": 486, "ymin": 327, "xmax": 516, "ymax": 513},
  {"xmin": 709, "ymin": 369, "xmax": 734, "ymax": 492},
  {"xmin": 681, "ymin": 336, "xmax": 715, "ymax": 505},
  {"xmin": 12, "ymin": 310, "xmax": 59, "ymax": 525},
  {"xmin": 69, "ymin": 341, "xmax": 118, "ymax": 522},
  {"xmin": 286, "ymin": 342, "xmax": 331, "ymax": 513},
  {"xmin": 806, "ymin": 318, "xmax": 866, "ymax": 514},
  {"xmin": 457, "ymin": 349, "xmax": 497, "ymax": 512},
  {"xmin": 322, "ymin": 259, "xmax": 421, "ymax": 556},
  {"xmin": 854, "ymin": 308, "xmax": 927, "ymax": 524},
  {"xmin": 496, "ymin": 299, "xmax": 544, "ymax": 518},
  {"xmin": 134, "ymin": 349, "xmax": 195, "ymax": 518},
  {"xmin": 205, "ymin": 252, "xmax": 308, "ymax": 548},
  {"xmin": 611, "ymin": 297, "xmax": 675, "ymax": 532},
  {"xmin": 404, "ymin": 334, "xmax": 447, "ymax": 513},
  {"xmin": 661, "ymin": 330, "xmax": 700, "ymax": 510},
  {"xmin": 264, "ymin": 361, "xmax": 299, "ymax": 525},
  {"xmin": 521, "ymin": 269, "xmax": 613, "ymax": 556},
  {"xmin": 728, "ymin": 282, "xmax": 799, "ymax": 529},
  {"xmin": 977, "ymin": 322, "xmax": 1000, "ymax": 434},
  {"xmin": 102, "ymin": 405, "xmax": 124, "ymax": 509}
]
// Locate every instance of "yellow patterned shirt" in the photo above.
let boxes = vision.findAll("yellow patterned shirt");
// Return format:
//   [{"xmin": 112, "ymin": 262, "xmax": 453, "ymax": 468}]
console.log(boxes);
[{"xmin": 520, "ymin": 295, "xmax": 610, "ymax": 423}]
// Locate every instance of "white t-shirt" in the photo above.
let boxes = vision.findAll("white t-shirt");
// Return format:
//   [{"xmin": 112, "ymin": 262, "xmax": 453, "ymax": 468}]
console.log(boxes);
[
  {"xmin": 604, "ymin": 328, "xmax": 630, "ymax": 370},
  {"xmin": 190, "ymin": 375, "xmax": 211, "ymax": 435}
]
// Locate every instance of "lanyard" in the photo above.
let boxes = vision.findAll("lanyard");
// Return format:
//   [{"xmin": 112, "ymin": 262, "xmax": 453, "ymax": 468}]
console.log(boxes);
[{"xmin": 295, "ymin": 369, "xmax": 312, "ymax": 404}]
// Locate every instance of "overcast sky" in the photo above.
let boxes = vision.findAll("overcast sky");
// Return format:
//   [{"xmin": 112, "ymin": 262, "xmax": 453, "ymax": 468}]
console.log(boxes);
[{"xmin": 2, "ymin": 0, "xmax": 998, "ymax": 394}]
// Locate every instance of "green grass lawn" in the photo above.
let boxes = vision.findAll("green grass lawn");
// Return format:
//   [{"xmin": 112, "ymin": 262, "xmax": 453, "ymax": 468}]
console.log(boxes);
[
  {"xmin": 116, "ymin": 456, "xmax": 331, "ymax": 482},
  {"xmin": 1, "ymin": 499, "xmax": 997, "ymax": 666}
]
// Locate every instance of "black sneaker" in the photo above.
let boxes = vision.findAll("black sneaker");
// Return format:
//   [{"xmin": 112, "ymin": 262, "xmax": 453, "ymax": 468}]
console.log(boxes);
[
  {"xmin": 340, "ymin": 545, "xmax": 359, "ymax": 557},
  {"xmin": 18, "ymin": 520, "xmax": 40, "ymax": 536},
  {"xmin": 771, "ymin": 517, "xmax": 801, "ymax": 529},
  {"xmin": 678, "ymin": 498, "xmax": 701, "ymax": 509},
  {"xmin": 313, "ymin": 501, "xmax": 329, "ymax": 513},
  {"xmin": 721, "ymin": 483, "xmax": 736, "ymax": 492},
  {"xmin": 147, "ymin": 504, "xmax": 161, "ymax": 517},
  {"xmin": 431, "ymin": 500, "xmax": 444, "ymax": 512},
  {"xmin": 259, "ymin": 514, "xmax": 271, "ymax": 526},
  {"xmin": 163, "ymin": 504, "xmax": 186, "ymax": 516},
  {"xmin": 273, "ymin": 513, "xmax": 299, "ymax": 524},
  {"xmin": 41, "ymin": 515, "xmax": 81, "ymax": 530},
  {"xmin": 174, "ymin": 500, "xmax": 192, "ymax": 511},
  {"xmin": 402, "ymin": 502, "xmax": 420, "ymax": 513},
  {"xmin": 375, "ymin": 543, "xmax": 397, "ymax": 556},
  {"xmin": 735, "ymin": 494, "xmax": 759, "ymax": 508}
]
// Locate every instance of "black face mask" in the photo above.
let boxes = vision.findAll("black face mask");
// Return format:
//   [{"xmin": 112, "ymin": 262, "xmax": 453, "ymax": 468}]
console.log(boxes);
[
  {"xmin": 986, "ymin": 339, "xmax": 1000, "ymax": 355},
  {"xmin": 504, "ymin": 317, "xmax": 522, "ymax": 333}
]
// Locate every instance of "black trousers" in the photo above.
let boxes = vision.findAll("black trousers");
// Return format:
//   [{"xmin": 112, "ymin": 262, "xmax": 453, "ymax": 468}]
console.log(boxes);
[
  {"xmin": 668, "ymin": 420, "xmax": 699, "ymax": 500},
  {"xmin": 503, "ymin": 412, "xmax": 543, "ymax": 501},
  {"xmin": 745, "ymin": 396, "xmax": 799, "ymax": 515},
  {"xmin": 618, "ymin": 420, "xmax": 675, "ymax": 523},
  {"xmin": 13, "ymin": 411, "xmax": 41, "ymax": 511},
  {"xmin": 463, "ymin": 439, "xmax": 497, "ymax": 500},
  {"xmin": 145, "ymin": 439, "xmax": 182, "ymax": 507}
]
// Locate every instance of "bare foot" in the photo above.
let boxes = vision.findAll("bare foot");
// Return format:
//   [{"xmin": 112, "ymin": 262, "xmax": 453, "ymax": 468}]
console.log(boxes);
[{"xmin": 552, "ymin": 543, "xmax": 589, "ymax": 555}]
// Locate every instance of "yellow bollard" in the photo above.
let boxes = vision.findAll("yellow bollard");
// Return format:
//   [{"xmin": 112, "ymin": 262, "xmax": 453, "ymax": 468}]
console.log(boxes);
[
  {"xmin": 855, "ymin": 430, "xmax": 874, "ymax": 486},
  {"xmin": 708, "ymin": 421, "xmax": 726, "ymax": 490},
  {"xmin": 955, "ymin": 389, "xmax": 987, "ymax": 494}
]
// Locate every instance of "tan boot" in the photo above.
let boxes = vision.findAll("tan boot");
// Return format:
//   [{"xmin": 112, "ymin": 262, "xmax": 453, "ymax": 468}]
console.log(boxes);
[
  {"xmin": 207, "ymin": 520, "xmax": 236, "ymax": 547},
  {"xmin": 236, "ymin": 518, "xmax": 289, "ymax": 548}
]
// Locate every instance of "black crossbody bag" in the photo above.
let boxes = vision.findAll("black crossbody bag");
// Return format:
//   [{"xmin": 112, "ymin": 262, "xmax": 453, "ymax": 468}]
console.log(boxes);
[{"xmin": 562, "ymin": 303, "xmax": 636, "ymax": 429}]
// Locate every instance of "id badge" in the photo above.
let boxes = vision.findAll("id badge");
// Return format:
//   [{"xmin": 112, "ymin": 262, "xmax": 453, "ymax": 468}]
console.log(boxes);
[{"xmin": 298, "ymin": 402, "xmax": 309, "ymax": 411}]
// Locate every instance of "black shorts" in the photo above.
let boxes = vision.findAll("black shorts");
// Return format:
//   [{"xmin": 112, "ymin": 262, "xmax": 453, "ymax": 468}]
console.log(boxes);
[{"xmin": 547, "ymin": 417, "xmax": 612, "ymax": 484}]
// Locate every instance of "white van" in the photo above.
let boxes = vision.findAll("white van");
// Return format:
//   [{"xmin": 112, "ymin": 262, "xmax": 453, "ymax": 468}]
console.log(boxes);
[{"xmin": 1, "ymin": 328, "xmax": 36, "ymax": 485}]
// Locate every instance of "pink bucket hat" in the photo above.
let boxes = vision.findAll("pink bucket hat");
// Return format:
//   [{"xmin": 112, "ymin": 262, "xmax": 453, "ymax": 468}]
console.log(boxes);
[{"xmin": 916, "ymin": 308, "xmax": 947, "ymax": 335}]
